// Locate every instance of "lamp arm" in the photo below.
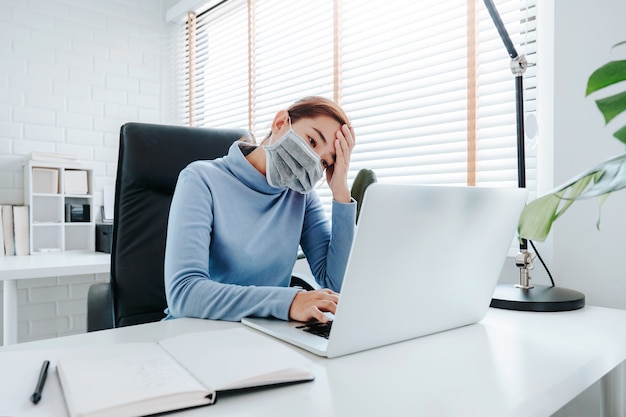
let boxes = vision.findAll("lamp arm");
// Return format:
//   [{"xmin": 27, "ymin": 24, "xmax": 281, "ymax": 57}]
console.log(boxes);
[
  {"xmin": 483, "ymin": 0, "xmax": 519, "ymax": 59},
  {"xmin": 483, "ymin": 0, "xmax": 532, "ymax": 276},
  {"xmin": 482, "ymin": 0, "xmax": 528, "ymax": 182}
]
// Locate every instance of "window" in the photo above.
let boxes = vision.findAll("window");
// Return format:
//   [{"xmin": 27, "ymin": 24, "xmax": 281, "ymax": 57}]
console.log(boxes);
[{"xmin": 181, "ymin": 0, "xmax": 537, "ymax": 212}]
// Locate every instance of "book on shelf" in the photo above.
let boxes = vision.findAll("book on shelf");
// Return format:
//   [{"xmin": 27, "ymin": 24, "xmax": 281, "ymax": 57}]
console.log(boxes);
[
  {"xmin": 12, "ymin": 205, "xmax": 29, "ymax": 256},
  {"xmin": 0, "ymin": 209, "xmax": 4, "ymax": 255},
  {"xmin": 1, "ymin": 205, "xmax": 14, "ymax": 256},
  {"xmin": 56, "ymin": 327, "xmax": 314, "ymax": 417},
  {"xmin": 102, "ymin": 183, "xmax": 115, "ymax": 222},
  {"xmin": 28, "ymin": 151, "xmax": 77, "ymax": 162},
  {"xmin": 26, "ymin": 152, "xmax": 81, "ymax": 168}
]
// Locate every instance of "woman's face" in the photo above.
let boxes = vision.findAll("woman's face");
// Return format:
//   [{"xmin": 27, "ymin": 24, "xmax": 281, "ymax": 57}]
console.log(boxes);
[{"xmin": 275, "ymin": 115, "xmax": 342, "ymax": 171}]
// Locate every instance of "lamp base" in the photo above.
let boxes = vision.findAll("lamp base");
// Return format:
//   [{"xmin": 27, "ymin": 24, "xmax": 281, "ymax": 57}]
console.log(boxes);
[{"xmin": 490, "ymin": 284, "xmax": 585, "ymax": 312}]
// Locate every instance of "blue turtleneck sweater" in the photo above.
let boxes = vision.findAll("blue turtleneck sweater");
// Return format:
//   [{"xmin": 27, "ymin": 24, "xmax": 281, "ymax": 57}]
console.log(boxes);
[{"xmin": 164, "ymin": 141, "xmax": 356, "ymax": 321}]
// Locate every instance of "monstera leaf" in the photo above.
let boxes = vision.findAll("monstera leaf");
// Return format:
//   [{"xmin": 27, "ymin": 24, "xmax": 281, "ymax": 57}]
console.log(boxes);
[{"xmin": 518, "ymin": 42, "xmax": 626, "ymax": 242}]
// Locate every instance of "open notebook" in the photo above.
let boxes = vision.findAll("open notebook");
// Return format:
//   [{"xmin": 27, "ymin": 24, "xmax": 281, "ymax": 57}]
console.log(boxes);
[
  {"xmin": 56, "ymin": 328, "xmax": 313, "ymax": 417},
  {"xmin": 243, "ymin": 183, "xmax": 528, "ymax": 358}
]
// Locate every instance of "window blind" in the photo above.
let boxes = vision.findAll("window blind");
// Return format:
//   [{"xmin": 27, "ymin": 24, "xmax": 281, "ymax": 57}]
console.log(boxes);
[
  {"xmin": 181, "ymin": 0, "xmax": 537, "ymax": 211},
  {"xmin": 249, "ymin": 0, "xmax": 335, "ymax": 138},
  {"xmin": 184, "ymin": 0, "xmax": 249, "ymax": 129}
]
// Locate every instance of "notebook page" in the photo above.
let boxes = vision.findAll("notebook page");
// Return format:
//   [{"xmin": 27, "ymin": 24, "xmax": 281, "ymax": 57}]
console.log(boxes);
[{"xmin": 158, "ymin": 327, "xmax": 314, "ymax": 391}]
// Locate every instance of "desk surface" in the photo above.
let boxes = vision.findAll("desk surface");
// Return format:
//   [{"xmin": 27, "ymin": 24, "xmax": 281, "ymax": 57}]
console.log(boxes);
[
  {"xmin": 0, "ymin": 251, "xmax": 110, "ymax": 280},
  {"xmin": 1, "ymin": 306, "xmax": 626, "ymax": 417},
  {"xmin": 1, "ymin": 251, "xmax": 111, "ymax": 346}
]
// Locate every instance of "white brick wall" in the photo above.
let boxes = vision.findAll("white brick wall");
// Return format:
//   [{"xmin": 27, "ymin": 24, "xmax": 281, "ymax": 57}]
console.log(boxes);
[{"xmin": 0, "ymin": 0, "xmax": 179, "ymax": 343}]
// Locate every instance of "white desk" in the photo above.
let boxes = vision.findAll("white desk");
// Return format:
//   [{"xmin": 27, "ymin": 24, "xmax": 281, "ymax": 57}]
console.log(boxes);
[
  {"xmin": 0, "ymin": 251, "xmax": 110, "ymax": 346},
  {"xmin": 1, "ymin": 306, "xmax": 625, "ymax": 417}
]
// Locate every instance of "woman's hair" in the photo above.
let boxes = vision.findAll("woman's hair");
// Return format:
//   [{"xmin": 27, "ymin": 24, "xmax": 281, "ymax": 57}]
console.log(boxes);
[
  {"xmin": 287, "ymin": 96, "xmax": 350, "ymax": 126},
  {"xmin": 262, "ymin": 96, "xmax": 350, "ymax": 143}
]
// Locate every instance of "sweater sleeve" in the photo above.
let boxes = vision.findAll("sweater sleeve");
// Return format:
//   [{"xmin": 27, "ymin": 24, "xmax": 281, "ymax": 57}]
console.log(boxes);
[
  {"xmin": 300, "ymin": 196, "xmax": 357, "ymax": 292},
  {"xmin": 163, "ymin": 167, "xmax": 300, "ymax": 321}
]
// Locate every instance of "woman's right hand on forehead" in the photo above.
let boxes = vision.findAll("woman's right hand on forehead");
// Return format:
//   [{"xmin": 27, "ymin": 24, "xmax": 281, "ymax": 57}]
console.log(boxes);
[{"xmin": 326, "ymin": 124, "xmax": 355, "ymax": 203}]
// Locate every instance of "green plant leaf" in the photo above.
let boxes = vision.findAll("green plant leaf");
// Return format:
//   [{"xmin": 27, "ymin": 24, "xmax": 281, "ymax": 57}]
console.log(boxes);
[
  {"xmin": 586, "ymin": 60, "xmax": 626, "ymax": 96},
  {"xmin": 573, "ymin": 153, "xmax": 626, "ymax": 199},
  {"xmin": 518, "ymin": 153, "xmax": 626, "ymax": 241},
  {"xmin": 614, "ymin": 124, "xmax": 626, "ymax": 145},
  {"xmin": 595, "ymin": 194, "xmax": 610, "ymax": 230},
  {"xmin": 595, "ymin": 90, "xmax": 626, "ymax": 124},
  {"xmin": 518, "ymin": 193, "xmax": 562, "ymax": 242},
  {"xmin": 518, "ymin": 176, "xmax": 593, "ymax": 242}
]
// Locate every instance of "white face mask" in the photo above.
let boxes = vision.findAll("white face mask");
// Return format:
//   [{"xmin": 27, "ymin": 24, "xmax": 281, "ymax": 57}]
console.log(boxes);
[{"xmin": 264, "ymin": 125, "xmax": 323, "ymax": 194}]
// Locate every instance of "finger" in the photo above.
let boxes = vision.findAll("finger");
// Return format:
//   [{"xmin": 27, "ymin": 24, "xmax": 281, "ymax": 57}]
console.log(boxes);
[
  {"xmin": 311, "ymin": 307, "xmax": 331, "ymax": 323},
  {"xmin": 336, "ymin": 129, "xmax": 352, "ymax": 163},
  {"xmin": 334, "ymin": 136, "xmax": 350, "ymax": 163},
  {"xmin": 319, "ymin": 290, "xmax": 339, "ymax": 304},
  {"xmin": 310, "ymin": 299, "xmax": 337, "ymax": 322},
  {"xmin": 335, "ymin": 139, "xmax": 350, "ymax": 173},
  {"xmin": 334, "ymin": 138, "xmax": 345, "ymax": 165},
  {"xmin": 311, "ymin": 289, "xmax": 339, "ymax": 302},
  {"xmin": 310, "ymin": 290, "xmax": 338, "ymax": 305},
  {"xmin": 342, "ymin": 124, "xmax": 355, "ymax": 149},
  {"xmin": 316, "ymin": 299, "xmax": 338, "ymax": 314},
  {"xmin": 338, "ymin": 124, "xmax": 355, "ymax": 153},
  {"xmin": 340, "ymin": 136, "xmax": 351, "ymax": 160}
]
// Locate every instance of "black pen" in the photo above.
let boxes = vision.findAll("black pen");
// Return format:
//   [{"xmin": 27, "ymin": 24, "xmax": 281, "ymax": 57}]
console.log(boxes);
[{"xmin": 30, "ymin": 360, "xmax": 50, "ymax": 405}]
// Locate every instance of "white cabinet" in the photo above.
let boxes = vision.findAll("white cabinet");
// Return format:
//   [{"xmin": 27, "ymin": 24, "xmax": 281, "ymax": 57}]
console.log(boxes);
[{"xmin": 24, "ymin": 161, "xmax": 96, "ymax": 253}]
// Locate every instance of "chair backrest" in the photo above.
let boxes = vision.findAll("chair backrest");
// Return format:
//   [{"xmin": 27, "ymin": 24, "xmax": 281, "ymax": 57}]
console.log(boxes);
[
  {"xmin": 111, "ymin": 122, "xmax": 247, "ymax": 327},
  {"xmin": 350, "ymin": 168, "xmax": 377, "ymax": 223}
]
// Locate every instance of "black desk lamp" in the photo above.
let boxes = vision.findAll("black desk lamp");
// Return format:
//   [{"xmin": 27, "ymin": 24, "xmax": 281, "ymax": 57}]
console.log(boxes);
[{"xmin": 483, "ymin": 0, "xmax": 585, "ymax": 312}]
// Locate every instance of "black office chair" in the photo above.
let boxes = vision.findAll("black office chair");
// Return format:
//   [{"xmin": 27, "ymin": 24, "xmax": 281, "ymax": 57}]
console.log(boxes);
[{"xmin": 86, "ymin": 122, "xmax": 247, "ymax": 331}]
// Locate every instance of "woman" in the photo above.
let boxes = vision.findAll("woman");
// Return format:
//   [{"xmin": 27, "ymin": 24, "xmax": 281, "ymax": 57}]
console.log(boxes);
[{"xmin": 164, "ymin": 96, "xmax": 356, "ymax": 324}]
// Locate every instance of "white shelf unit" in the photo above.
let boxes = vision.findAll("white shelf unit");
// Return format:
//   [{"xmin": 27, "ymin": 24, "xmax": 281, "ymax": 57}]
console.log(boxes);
[{"xmin": 24, "ymin": 161, "xmax": 96, "ymax": 254}]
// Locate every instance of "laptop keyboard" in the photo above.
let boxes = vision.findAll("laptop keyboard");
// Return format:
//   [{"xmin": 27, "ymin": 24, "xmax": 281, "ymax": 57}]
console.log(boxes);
[{"xmin": 296, "ymin": 321, "xmax": 333, "ymax": 339}]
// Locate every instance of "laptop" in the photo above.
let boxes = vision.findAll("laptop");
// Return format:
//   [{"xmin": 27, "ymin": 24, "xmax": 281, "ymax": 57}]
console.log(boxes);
[{"xmin": 242, "ymin": 183, "xmax": 528, "ymax": 358}]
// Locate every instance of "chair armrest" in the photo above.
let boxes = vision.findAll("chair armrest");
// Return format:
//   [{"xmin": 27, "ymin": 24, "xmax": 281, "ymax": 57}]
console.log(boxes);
[
  {"xmin": 87, "ymin": 282, "xmax": 115, "ymax": 332},
  {"xmin": 289, "ymin": 272, "xmax": 320, "ymax": 291}
]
